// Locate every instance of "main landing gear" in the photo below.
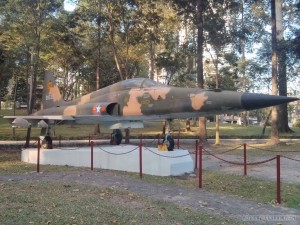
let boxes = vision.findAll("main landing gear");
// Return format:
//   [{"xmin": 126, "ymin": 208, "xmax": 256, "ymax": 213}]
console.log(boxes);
[
  {"xmin": 162, "ymin": 119, "xmax": 175, "ymax": 151},
  {"xmin": 38, "ymin": 120, "xmax": 53, "ymax": 149},
  {"xmin": 110, "ymin": 129, "xmax": 123, "ymax": 145}
]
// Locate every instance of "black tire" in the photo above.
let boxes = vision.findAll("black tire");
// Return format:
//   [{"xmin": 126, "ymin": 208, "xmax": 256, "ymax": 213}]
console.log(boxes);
[
  {"xmin": 42, "ymin": 135, "xmax": 53, "ymax": 149},
  {"xmin": 112, "ymin": 129, "xmax": 123, "ymax": 145}
]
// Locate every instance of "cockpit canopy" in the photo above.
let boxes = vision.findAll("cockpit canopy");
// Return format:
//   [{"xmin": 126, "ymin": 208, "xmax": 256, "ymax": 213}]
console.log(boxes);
[{"xmin": 121, "ymin": 78, "xmax": 166, "ymax": 89}]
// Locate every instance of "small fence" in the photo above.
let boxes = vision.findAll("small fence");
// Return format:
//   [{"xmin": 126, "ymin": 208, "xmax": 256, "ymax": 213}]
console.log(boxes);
[
  {"xmin": 193, "ymin": 141, "xmax": 300, "ymax": 205},
  {"xmin": 34, "ymin": 137, "xmax": 300, "ymax": 205}
]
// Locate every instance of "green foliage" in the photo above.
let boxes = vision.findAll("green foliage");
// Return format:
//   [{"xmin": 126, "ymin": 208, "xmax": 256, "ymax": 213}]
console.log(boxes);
[
  {"xmin": 0, "ymin": 0, "xmax": 299, "ymax": 110},
  {"xmin": 293, "ymin": 120, "xmax": 300, "ymax": 128}
]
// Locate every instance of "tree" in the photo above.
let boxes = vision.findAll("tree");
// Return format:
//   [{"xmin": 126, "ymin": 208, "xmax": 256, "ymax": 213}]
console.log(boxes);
[
  {"xmin": 171, "ymin": 0, "xmax": 207, "ymax": 143},
  {"xmin": 270, "ymin": 0, "xmax": 280, "ymax": 143},
  {"xmin": 0, "ymin": 0, "xmax": 64, "ymax": 114},
  {"xmin": 196, "ymin": 0, "xmax": 207, "ymax": 144},
  {"xmin": 276, "ymin": 0, "xmax": 292, "ymax": 133}
]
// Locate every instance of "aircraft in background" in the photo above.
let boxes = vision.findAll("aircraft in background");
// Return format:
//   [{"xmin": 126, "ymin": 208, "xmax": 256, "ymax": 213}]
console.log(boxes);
[{"xmin": 4, "ymin": 71, "xmax": 299, "ymax": 150}]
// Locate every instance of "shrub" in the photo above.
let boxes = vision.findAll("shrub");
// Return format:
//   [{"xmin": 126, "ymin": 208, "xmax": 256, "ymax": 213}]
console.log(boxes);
[{"xmin": 293, "ymin": 119, "xmax": 300, "ymax": 128}]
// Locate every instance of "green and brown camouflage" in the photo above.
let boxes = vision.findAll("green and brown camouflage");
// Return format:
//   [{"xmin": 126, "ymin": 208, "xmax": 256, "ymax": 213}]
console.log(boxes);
[{"xmin": 5, "ymin": 70, "xmax": 299, "ymax": 130}]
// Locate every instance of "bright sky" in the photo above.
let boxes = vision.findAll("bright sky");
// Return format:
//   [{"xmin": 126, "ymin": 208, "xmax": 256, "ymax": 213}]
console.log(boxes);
[{"xmin": 64, "ymin": 0, "xmax": 76, "ymax": 11}]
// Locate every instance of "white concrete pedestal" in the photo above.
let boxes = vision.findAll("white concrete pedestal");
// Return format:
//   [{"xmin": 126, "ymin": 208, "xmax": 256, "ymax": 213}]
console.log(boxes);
[{"xmin": 21, "ymin": 145, "xmax": 194, "ymax": 176}]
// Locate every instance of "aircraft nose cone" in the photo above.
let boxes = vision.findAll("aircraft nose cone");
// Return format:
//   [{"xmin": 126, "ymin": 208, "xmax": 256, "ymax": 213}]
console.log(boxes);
[{"xmin": 241, "ymin": 93, "xmax": 299, "ymax": 111}]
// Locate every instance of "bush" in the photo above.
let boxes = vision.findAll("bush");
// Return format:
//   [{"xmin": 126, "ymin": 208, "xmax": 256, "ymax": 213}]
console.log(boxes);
[{"xmin": 293, "ymin": 119, "xmax": 300, "ymax": 128}]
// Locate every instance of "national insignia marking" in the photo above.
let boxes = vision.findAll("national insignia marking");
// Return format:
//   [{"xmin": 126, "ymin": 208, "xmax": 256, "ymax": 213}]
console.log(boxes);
[
  {"xmin": 47, "ymin": 81, "xmax": 53, "ymax": 89},
  {"xmin": 93, "ymin": 104, "xmax": 102, "ymax": 114}
]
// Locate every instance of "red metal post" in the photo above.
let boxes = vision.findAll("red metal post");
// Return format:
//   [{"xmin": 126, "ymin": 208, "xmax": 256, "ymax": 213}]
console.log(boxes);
[
  {"xmin": 140, "ymin": 134, "xmax": 143, "ymax": 146},
  {"xmin": 198, "ymin": 145, "xmax": 203, "ymax": 188},
  {"xmin": 277, "ymin": 155, "xmax": 281, "ymax": 204},
  {"xmin": 91, "ymin": 141, "xmax": 94, "ymax": 171},
  {"xmin": 244, "ymin": 143, "xmax": 247, "ymax": 176},
  {"xmin": 195, "ymin": 140, "xmax": 198, "ymax": 169},
  {"xmin": 37, "ymin": 138, "xmax": 40, "ymax": 173},
  {"xmin": 88, "ymin": 135, "xmax": 91, "ymax": 146},
  {"xmin": 139, "ymin": 142, "xmax": 143, "ymax": 179}
]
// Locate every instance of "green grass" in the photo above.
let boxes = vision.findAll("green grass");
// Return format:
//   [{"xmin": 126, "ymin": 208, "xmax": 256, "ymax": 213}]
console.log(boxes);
[
  {"xmin": 126, "ymin": 171, "xmax": 300, "ymax": 210},
  {"xmin": 0, "ymin": 181, "xmax": 244, "ymax": 225},
  {"xmin": 1, "ymin": 151, "xmax": 300, "ymax": 210}
]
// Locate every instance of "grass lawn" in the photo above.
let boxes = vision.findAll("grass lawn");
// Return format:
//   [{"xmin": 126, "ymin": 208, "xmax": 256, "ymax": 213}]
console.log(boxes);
[
  {"xmin": 126, "ymin": 171, "xmax": 300, "ymax": 210},
  {"xmin": 1, "ymin": 151, "xmax": 300, "ymax": 210},
  {"xmin": 0, "ymin": 181, "xmax": 245, "ymax": 225},
  {"xmin": 0, "ymin": 152, "xmax": 245, "ymax": 225}
]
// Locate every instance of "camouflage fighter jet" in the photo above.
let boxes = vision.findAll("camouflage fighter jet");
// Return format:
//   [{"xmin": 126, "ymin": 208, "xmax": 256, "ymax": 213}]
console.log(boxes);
[{"xmin": 5, "ymin": 71, "xmax": 299, "ymax": 149}]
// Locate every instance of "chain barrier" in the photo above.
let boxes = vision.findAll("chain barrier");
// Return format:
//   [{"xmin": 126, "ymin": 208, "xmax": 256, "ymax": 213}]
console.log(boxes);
[
  {"xmin": 96, "ymin": 145, "xmax": 139, "ymax": 155},
  {"xmin": 203, "ymin": 148, "xmax": 277, "ymax": 166},
  {"xmin": 144, "ymin": 146, "xmax": 191, "ymax": 158},
  {"xmin": 203, "ymin": 144, "xmax": 244, "ymax": 155},
  {"xmin": 141, "ymin": 138, "xmax": 158, "ymax": 147},
  {"xmin": 281, "ymin": 156, "xmax": 300, "ymax": 163},
  {"xmin": 247, "ymin": 144, "xmax": 300, "ymax": 153},
  {"xmin": 178, "ymin": 143, "xmax": 196, "ymax": 151}
]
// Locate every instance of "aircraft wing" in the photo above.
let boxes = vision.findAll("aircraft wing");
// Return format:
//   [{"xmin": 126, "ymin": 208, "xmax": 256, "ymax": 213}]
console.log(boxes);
[
  {"xmin": 4, "ymin": 115, "xmax": 75, "ymax": 128},
  {"xmin": 4, "ymin": 115, "xmax": 75, "ymax": 121},
  {"xmin": 4, "ymin": 115, "xmax": 145, "ymax": 129}
]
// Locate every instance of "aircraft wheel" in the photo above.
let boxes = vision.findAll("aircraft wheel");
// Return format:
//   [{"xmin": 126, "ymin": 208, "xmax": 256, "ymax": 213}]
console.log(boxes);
[
  {"xmin": 42, "ymin": 135, "xmax": 53, "ymax": 149},
  {"xmin": 111, "ymin": 129, "xmax": 123, "ymax": 145},
  {"xmin": 166, "ymin": 135, "xmax": 174, "ymax": 151}
]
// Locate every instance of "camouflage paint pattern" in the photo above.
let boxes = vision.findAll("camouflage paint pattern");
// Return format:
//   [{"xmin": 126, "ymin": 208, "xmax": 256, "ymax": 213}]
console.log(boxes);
[{"xmin": 5, "ymin": 70, "xmax": 295, "ymax": 128}]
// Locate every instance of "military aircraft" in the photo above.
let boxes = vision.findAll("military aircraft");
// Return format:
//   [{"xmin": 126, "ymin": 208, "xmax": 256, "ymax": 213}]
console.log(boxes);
[{"xmin": 4, "ymin": 71, "xmax": 299, "ymax": 150}]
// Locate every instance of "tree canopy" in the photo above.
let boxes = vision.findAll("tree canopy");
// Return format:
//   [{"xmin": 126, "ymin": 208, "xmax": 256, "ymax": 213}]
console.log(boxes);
[{"xmin": 0, "ymin": 0, "xmax": 299, "ymax": 137}]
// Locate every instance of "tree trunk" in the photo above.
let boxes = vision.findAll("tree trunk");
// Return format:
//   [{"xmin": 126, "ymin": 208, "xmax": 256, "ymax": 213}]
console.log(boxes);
[
  {"xmin": 94, "ymin": 124, "xmax": 101, "ymax": 135},
  {"xmin": 240, "ymin": 1, "xmax": 248, "ymax": 127},
  {"xmin": 261, "ymin": 109, "xmax": 272, "ymax": 137},
  {"xmin": 94, "ymin": 1, "xmax": 102, "ymax": 135},
  {"xmin": 241, "ymin": 111, "xmax": 248, "ymax": 126},
  {"xmin": 28, "ymin": 47, "xmax": 35, "ymax": 114},
  {"xmin": 215, "ymin": 115, "xmax": 220, "ymax": 145},
  {"xmin": 149, "ymin": 42, "xmax": 155, "ymax": 80},
  {"xmin": 276, "ymin": 0, "xmax": 293, "ymax": 133},
  {"xmin": 108, "ymin": 10, "xmax": 123, "ymax": 81},
  {"xmin": 214, "ymin": 54, "xmax": 220, "ymax": 145},
  {"xmin": 196, "ymin": 0, "xmax": 207, "ymax": 144},
  {"xmin": 186, "ymin": 119, "xmax": 191, "ymax": 132},
  {"xmin": 124, "ymin": 128, "xmax": 130, "ymax": 144},
  {"xmin": 270, "ymin": 0, "xmax": 280, "ymax": 144}
]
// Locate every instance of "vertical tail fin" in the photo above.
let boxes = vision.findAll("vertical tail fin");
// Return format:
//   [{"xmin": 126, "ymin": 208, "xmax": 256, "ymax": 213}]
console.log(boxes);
[{"xmin": 42, "ymin": 70, "xmax": 64, "ymax": 109}]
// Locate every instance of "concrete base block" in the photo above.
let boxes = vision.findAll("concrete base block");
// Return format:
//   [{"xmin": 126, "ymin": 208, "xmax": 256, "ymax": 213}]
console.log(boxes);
[{"xmin": 21, "ymin": 145, "xmax": 194, "ymax": 176}]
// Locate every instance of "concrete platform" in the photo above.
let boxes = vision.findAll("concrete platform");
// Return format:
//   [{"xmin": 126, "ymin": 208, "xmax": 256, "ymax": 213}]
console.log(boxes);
[{"xmin": 21, "ymin": 145, "xmax": 194, "ymax": 176}]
